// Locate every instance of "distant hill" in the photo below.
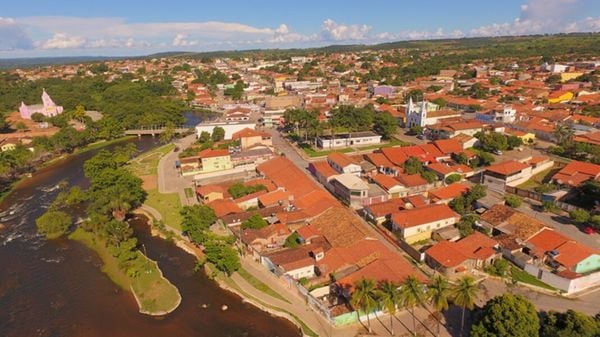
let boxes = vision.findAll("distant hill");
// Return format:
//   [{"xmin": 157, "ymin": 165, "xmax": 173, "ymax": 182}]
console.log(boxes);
[{"xmin": 1, "ymin": 32, "xmax": 599, "ymax": 69}]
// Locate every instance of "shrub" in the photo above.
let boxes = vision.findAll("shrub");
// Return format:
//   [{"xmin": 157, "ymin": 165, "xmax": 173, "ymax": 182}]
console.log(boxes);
[{"xmin": 504, "ymin": 195, "xmax": 523, "ymax": 208}]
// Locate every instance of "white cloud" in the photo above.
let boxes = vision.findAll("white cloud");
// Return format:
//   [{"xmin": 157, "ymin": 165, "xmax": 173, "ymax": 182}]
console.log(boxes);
[
  {"xmin": 172, "ymin": 33, "xmax": 198, "ymax": 47},
  {"xmin": 40, "ymin": 33, "xmax": 86, "ymax": 49},
  {"xmin": 320, "ymin": 19, "xmax": 371, "ymax": 41},
  {"xmin": 0, "ymin": 17, "xmax": 33, "ymax": 51}
]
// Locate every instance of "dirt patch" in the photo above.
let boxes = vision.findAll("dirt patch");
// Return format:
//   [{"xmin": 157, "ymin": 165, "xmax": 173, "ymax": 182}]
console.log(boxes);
[{"xmin": 140, "ymin": 175, "xmax": 158, "ymax": 190}]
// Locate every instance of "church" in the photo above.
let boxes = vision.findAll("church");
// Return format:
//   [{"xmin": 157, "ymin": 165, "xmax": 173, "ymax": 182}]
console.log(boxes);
[
  {"xmin": 19, "ymin": 89, "xmax": 64, "ymax": 120},
  {"xmin": 405, "ymin": 97, "xmax": 461, "ymax": 128}
]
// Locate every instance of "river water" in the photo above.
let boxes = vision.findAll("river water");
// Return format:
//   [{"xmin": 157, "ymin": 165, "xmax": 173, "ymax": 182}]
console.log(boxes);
[{"xmin": 0, "ymin": 136, "xmax": 300, "ymax": 337}]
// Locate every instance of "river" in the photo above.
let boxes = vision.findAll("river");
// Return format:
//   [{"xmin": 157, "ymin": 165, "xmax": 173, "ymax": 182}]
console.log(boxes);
[{"xmin": 0, "ymin": 136, "xmax": 301, "ymax": 337}]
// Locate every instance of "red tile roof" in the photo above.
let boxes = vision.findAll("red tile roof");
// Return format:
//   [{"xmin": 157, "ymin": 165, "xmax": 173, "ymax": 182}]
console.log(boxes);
[
  {"xmin": 426, "ymin": 232, "xmax": 497, "ymax": 268},
  {"xmin": 364, "ymin": 198, "xmax": 406, "ymax": 218},
  {"xmin": 207, "ymin": 199, "xmax": 243, "ymax": 217},
  {"xmin": 232, "ymin": 127, "xmax": 271, "ymax": 140},
  {"xmin": 433, "ymin": 139, "xmax": 464, "ymax": 155},
  {"xmin": 258, "ymin": 189, "xmax": 292, "ymax": 207},
  {"xmin": 396, "ymin": 173, "xmax": 428, "ymax": 187},
  {"xmin": 310, "ymin": 161, "xmax": 338, "ymax": 179},
  {"xmin": 198, "ymin": 148, "xmax": 230, "ymax": 158},
  {"xmin": 428, "ymin": 183, "xmax": 470, "ymax": 201},
  {"xmin": 552, "ymin": 160, "xmax": 600, "ymax": 187},
  {"xmin": 392, "ymin": 204, "xmax": 459, "ymax": 228},
  {"xmin": 327, "ymin": 152, "xmax": 358, "ymax": 169},
  {"xmin": 371, "ymin": 174, "xmax": 403, "ymax": 191},
  {"xmin": 485, "ymin": 160, "xmax": 530, "ymax": 176}
]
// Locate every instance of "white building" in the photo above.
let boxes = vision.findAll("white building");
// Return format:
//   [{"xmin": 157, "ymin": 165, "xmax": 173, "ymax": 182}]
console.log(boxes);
[
  {"xmin": 195, "ymin": 121, "xmax": 256, "ymax": 140},
  {"xmin": 405, "ymin": 98, "xmax": 461, "ymax": 128},
  {"xmin": 316, "ymin": 131, "xmax": 381, "ymax": 149}
]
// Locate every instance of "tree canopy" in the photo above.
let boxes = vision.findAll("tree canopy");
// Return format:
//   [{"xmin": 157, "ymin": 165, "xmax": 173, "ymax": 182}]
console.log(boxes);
[{"xmin": 471, "ymin": 294, "xmax": 539, "ymax": 337}]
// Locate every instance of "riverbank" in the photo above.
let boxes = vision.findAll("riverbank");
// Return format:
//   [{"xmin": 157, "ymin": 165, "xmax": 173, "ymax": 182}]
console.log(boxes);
[
  {"xmin": 0, "ymin": 136, "xmax": 135, "ymax": 203},
  {"xmin": 69, "ymin": 227, "xmax": 181, "ymax": 315}
]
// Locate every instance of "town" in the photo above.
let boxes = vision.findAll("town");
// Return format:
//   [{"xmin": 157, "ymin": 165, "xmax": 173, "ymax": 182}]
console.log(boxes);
[{"xmin": 1, "ymin": 32, "xmax": 600, "ymax": 337}]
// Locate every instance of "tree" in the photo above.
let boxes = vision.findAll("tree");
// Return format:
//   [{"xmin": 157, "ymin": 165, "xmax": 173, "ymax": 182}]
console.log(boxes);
[
  {"xmin": 507, "ymin": 135, "xmax": 523, "ymax": 150},
  {"xmin": 73, "ymin": 104, "xmax": 86, "ymax": 123},
  {"xmin": 400, "ymin": 275, "xmax": 426, "ymax": 336},
  {"xmin": 451, "ymin": 275, "xmax": 479, "ymax": 337},
  {"xmin": 570, "ymin": 209, "xmax": 590, "ymax": 224},
  {"xmin": 404, "ymin": 89, "xmax": 424, "ymax": 103},
  {"xmin": 96, "ymin": 116, "xmax": 124, "ymax": 140},
  {"xmin": 471, "ymin": 294, "xmax": 539, "ymax": 337},
  {"xmin": 545, "ymin": 74, "xmax": 561, "ymax": 84},
  {"xmin": 408, "ymin": 125, "xmax": 423, "ymax": 135},
  {"xmin": 36, "ymin": 210, "xmax": 72, "ymax": 239},
  {"xmin": 31, "ymin": 112, "xmax": 46, "ymax": 123},
  {"xmin": 198, "ymin": 131, "xmax": 211, "ymax": 143},
  {"xmin": 241, "ymin": 214, "xmax": 268, "ymax": 230},
  {"xmin": 554, "ymin": 125, "xmax": 575, "ymax": 146},
  {"xmin": 486, "ymin": 259, "xmax": 509, "ymax": 277},
  {"xmin": 204, "ymin": 240, "xmax": 240, "ymax": 276},
  {"xmin": 351, "ymin": 278, "xmax": 379, "ymax": 333},
  {"xmin": 445, "ymin": 174, "xmax": 462, "ymax": 184},
  {"xmin": 104, "ymin": 220, "xmax": 133, "ymax": 248},
  {"xmin": 180, "ymin": 205, "xmax": 217, "ymax": 244},
  {"xmin": 403, "ymin": 157, "xmax": 424, "ymax": 175},
  {"xmin": 377, "ymin": 280, "xmax": 401, "ymax": 336},
  {"xmin": 504, "ymin": 195, "xmax": 523, "ymax": 208},
  {"xmin": 457, "ymin": 214, "xmax": 479, "ymax": 237},
  {"xmin": 15, "ymin": 121, "xmax": 28, "ymax": 132},
  {"xmin": 159, "ymin": 122, "xmax": 176, "ymax": 143},
  {"xmin": 540, "ymin": 309, "xmax": 600, "ymax": 337},
  {"xmin": 373, "ymin": 111, "xmax": 398, "ymax": 139},
  {"xmin": 211, "ymin": 126, "xmax": 225, "ymax": 142},
  {"xmin": 227, "ymin": 183, "xmax": 266, "ymax": 199},
  {"xmin": 428, "ymin": 275, "xmax": 451, "ymax": 336},
  {"xmin": 284, "ymin": 232, "xmax": 300, "ymax": 248}
]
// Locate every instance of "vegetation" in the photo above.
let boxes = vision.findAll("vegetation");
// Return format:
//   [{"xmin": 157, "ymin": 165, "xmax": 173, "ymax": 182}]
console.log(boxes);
[
  {"xmin": 284, "ymin": 232, "xmax": 301, "ymax": 248},
  {"xmin": 351, "ymin": 278, "xmax": 379, "ymax": 333},
  {"xmin": 144, "ymin": 189, "xmax": 183, "ymax": 231},
  {"xmin": 241, "ymin": 214, "xmax": 268, "ymax": 230},
  {"xmin": 474, "ymin": 131, "xmax": 522, "ymax": 152},
  {"xmin": 449, "ymin": 184, "xmax": 487, "ymax": 215},
  {"xmin": 451, "ymin": 275, "xmax": 479, "ymax": 337},
  {"xmin": 35, "ymin": 210, "xmax": 72, "ymax": 239},
  {"xmin": 504, "ymin": 194, "xmax": 523, "ymax": 208},
  {"xmin": 486, "ymin": 259, "xmax": 509, "ymax": 277},
  {"xmin": 236, "ymin": 268, "xmax": 289, "ymax": 303},
  {"xmin": 227, "ymin": 183, "xmax": 267, "ymax": 199},
  {"xmin": 427, "ymin": 275, "xmax": 451, "ymax": 336},
  {"xmin": 445, "ymin": 173, "xmax": 462, "ymax": 184},
  {"xmin": 539, "ymin": 309, "xmax": 600, "ymax": 337},
  {"xmin": 403, "ymin": 157, "xmax": 437, "ymax": 183},
  {"xmin": 471, "ymin": 294, "xmax": 539, "ymax": 337},
  {"xmin": 204, "ymin": 240, "xmax": 240, "ymax": 276}
]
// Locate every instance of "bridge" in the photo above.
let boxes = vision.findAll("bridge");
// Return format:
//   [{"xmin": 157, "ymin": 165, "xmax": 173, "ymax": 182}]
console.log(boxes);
[{"xmin": 125, "ymin": 125, "xmax": 196, "ymax": 137}]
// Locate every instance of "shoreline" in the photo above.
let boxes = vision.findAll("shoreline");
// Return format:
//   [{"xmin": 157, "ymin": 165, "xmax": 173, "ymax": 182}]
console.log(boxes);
[{"xmin": 0, "ymin": 136, "xmax": 135, "ymax": 203}]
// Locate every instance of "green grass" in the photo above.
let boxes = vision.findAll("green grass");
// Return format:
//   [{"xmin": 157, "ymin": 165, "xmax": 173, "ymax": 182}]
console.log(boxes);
[
  {"xmin": 128, "ymin": 143, "xmax": 175, "ymax": 176},
  {"xmin": 518, "ymin": 167, "xmax": 560, "ymax": 190},
  {"xmin": 70, "ymin": 228, "xmax": 181, "ymax": 314},
  {"xmin": 144, "ymin": 188, "xmax": 183, "ymax": 231},
  {"xmin": 236, "ymin": 267, "xmax": 290, "ymax": 304},
  {"xmin": 511, "ymin": 266, "xmax": 556, "ymax": 291},
  {"xmin": 301, "ymin": 145, "xmax": 353, "ymax": 157},
  {"xmin": 300, "ymin": 138, "xmax": 411, "ymax": 157},
  {"xmin": 184, "ymin": 187, "xmax": 194, "ymax": 198}
]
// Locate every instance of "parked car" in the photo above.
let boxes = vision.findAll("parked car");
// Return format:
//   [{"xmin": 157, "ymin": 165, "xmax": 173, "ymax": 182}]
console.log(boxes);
[
  {"xmin": 583, "ymin": 226, "xmax": 597, "ymax": 235},
  {"xmin": 493, "ymin": 149, "xmax": 503, "ymax": 155}
]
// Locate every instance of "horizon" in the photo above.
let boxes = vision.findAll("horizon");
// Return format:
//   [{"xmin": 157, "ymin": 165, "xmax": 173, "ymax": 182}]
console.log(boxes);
[{"xmin": 1, "ymin": 0, "xmax": 600, "ymax": 58}]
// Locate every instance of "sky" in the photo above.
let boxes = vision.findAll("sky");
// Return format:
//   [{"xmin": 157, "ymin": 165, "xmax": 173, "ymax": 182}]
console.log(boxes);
[{"xmin": 1, "ymin": 0, "xmax": 600, "ymax": 58}]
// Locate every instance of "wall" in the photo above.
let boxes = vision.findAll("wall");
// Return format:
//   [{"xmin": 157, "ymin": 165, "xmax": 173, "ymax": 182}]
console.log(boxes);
[
  {"xmin": 399, "ymin": 217, "xmax": 457, "ymax": 243},
  {"xmin": 285, "ymin": 264, "xmax": 315, "ymax": 279},
  {"xmin": 196, "ymin": 122, "xmax": 256, "ymax": 140},
  {"xmin": 523, "ymin": 263, "xmax": 600, "ymax": 294}
]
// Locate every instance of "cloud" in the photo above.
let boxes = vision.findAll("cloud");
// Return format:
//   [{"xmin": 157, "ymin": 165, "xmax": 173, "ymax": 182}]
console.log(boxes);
[
  {"xmin": 39, "ymin": 33, "xmax": 86, "ymax": 49},
  {"xmin": 0, "ymin": 17, "xmax": 34, "ymax": 51},
  {"xmin": 320, "ymin": 19, "xmax": 371, "ymax": 41},
  {"xmin": 172, "ymin": 33, "xmax": 198, "ymax": 47}
]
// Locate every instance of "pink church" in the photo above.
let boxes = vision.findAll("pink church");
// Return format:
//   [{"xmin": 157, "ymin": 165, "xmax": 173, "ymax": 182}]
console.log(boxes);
[{"xmin": 19, "ymin": 89, "xmax": 64, "ymax": 120}]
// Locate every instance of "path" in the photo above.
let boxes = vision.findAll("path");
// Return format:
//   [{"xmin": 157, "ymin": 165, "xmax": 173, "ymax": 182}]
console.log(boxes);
[{"xmin": 157, "ymin": 134, "xmax": 198, "ymax": 206}]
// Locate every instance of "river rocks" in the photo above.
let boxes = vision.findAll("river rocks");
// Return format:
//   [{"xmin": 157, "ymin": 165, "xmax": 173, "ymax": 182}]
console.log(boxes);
[{"xmin": 221, "ymin": 305, "xmax": 228, "ymax": 311}]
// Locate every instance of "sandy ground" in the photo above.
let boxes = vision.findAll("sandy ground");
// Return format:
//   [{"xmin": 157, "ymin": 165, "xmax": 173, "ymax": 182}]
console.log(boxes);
[{"xmin": 140, "ymin": 174, "xmax": 158, "ymax": 190}]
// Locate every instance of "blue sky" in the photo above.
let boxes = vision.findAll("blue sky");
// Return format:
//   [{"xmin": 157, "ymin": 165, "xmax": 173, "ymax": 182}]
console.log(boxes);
[{"xmin": 1, "ymin": 0, "xmax": 599, "ymax": 58}]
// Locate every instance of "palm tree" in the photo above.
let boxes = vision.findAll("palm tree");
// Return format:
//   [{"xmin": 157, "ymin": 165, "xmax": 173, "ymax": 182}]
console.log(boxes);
[
  {"xmin": 553, "ymin": 124, "xmax": 574, "ymax": 146},
  {"xmin": 451, "ymin": 275, "xmax": 479, "ymax": 337},
  {"xmin": 351, "ymin": 278, "xmax": 379, "ymax": 333},
  {"xmin": 400, "ymin": 275, "xmax": 426, "ymax": 336},
  {"xmin": 427, "ymin": 275, "xmax": 451, "ymax": 336},
  {"xmin": 377, "ymin": 280, "xmax": 401, "ymax": 336}
]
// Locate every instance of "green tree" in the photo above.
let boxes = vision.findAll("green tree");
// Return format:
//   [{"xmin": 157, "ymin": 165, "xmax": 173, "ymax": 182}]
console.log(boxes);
[
  {"xmin": 36, "ymin": 210, "xmax": 72, "ymax": 239},
  {"xmin": 445, "ymin": 173, "xmax": 462, "ymax": 184},
  {"xmin": 540, "ymin": 309, "xmax": 600, "ymax": 337},
  {"xmin": 159, "ymin": 122, "xmax": 176, "ymax": 143},
  {"xmin": 408, "ymin": 125, "xmax": 423, "ymax": 136},
  {"xmin": 403, "ymin": 157, "xmax": 424, "ymax": 175},
  {"xmin": 31, "ymin": 112, "xmax": 46, "ymax": 123},
  {"xmin": 471, "ymin": 294, "xmax": 539, "ymax": 337},
  {"xmin": 15, "ymin": 121, "xmax": 28, "ymax": 132},
  {"xmin": 507, "ymin": 135, "xmax": 523, "ymax": 150},
  {"xmin": 451, "ymin": 275, "xmax": 479, "ymax": 337},
  {"xmin": 351, "ymin": 278, "xmax": 379, "ymax": 334},
  {"xmin": 241, "ymin": 214, "xmax": 268, "ymax": 230},
  {"xmin": 73, "ymin": 104, "xmax": 86, "ymax": 123},
  {"xmin": 504, "ymin": 195, "xmax": 523, "ymax": 208},
  {"xmin": 180, "ymin": 205, "xmax": 217, "ymax": 244},
  {"xmin": 204, "ymin": 240, "xmax": 240, "ymax": 276},
  {"xmin": 377, "ymin": 280, "xmax": 401, "ymax": 336},
  {"xmin": 373, "ymin": 111, "xmax": 398, "ymax": 139},
  {"xmin": 570, "ymin": 209, "xmax": 590, "ymax": 224},
  {"xmin": 96, "ymin": 116, "xmax": 124, "ymax": 140},
  {"xmin": 284, "ymin": 232, "xmax": 300, "ymax": 248},
  {"xmin": 198, "ymin": 131, "xmax": 211, "ymax": 143},
  {"xmin": 486, "ymin": 259, "xmax": 509, "ymax": 277},
  {"xmin": 456, "ymin": 213, "xmax": 479, "ymax": 236},
  {"xmin": 428, "ymin": 275, "xmax": 451, "ymax": 336},
  {"xmin": 553, "ymin": 125, "xmax": 575, "ymax": 146},
  {"xmin": 211, "ymin": 126, "xmax": 225, "ymax": 142},
  {"xmin": 400, "ymin": 275, "xmax": 426, "ymax": 336},
  {"xmin": 404, "ymin": 89, "xmax": 424, "ymax": 103}
]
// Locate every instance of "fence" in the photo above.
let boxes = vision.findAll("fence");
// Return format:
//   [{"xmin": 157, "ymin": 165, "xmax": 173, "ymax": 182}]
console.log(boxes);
[
  {"xmin": 283, "ymin": 275, "xmax": 335, "ymax": 324},
  {"xmin": 504, "ymin": 186, "xmax": 585, "ymax": 213},
  {"xmin": 374, "ymin": 223, "xmax": 425, "ymax": 262}
]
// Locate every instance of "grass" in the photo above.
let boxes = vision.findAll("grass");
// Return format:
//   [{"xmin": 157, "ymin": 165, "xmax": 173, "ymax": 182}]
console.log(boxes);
[
  {"xmin": 184, "ymin": 187, "xmax": 194, "ymax": 198},
  {"xmin": 144, "ymin": 188, "xmax": 183, "ymax": 231},
  {"xmin": 69, "ymin": 228, "xmax": 181, "ymax": 314},
  {"xmin": 236, "ymin": 267, "xmax": 290, "ymax": 304},
  {"xmin": 510, "ymin": 265, "xmax": 557, "ymax": 291},
  {"xmin": 517, "ymin": 167, "xmax": 560, "ymax": 190},
  {"xmin": 128, "ymin": 143, "xmax": 175, "ymax": 176},
  {"xmin": 301, "ymin": 144, "xmax": 353, "ymax": 157}
]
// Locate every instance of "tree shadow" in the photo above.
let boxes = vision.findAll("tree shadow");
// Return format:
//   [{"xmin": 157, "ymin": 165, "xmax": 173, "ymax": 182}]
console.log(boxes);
[{"xmin": 442, "ymin": 305, "xmax": 476, "ymax": 337}]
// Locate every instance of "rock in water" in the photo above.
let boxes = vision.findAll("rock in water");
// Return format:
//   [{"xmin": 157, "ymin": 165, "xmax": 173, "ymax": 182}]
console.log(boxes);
[{"xmin": 221, "ymin": 305, "xmax": 228, "ymax": 311}]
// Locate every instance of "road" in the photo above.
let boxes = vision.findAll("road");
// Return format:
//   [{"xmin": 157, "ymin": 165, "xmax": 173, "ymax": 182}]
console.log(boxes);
[{"xmin": 157, "ymin": 133, "xmax": 198, "ymax": 205}]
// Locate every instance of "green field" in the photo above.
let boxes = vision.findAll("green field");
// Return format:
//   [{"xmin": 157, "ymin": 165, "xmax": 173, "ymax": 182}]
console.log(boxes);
[
  {"xmin": 128, "ymin": 143, "xmax": 175, "ymax": 176},
  {"xmin": 70, "ymin": 228, "xmax": 181, "ymax": 314},
  {"xmin": 144, "ymin": 188, "xmax": 183, "ymax": 231},
  {"xmin": 518, "ymin": 167, "xmax": 560, "ymax": 191}
]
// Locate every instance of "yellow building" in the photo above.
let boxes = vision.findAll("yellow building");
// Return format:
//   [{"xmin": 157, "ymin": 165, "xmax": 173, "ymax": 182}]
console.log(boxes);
[
  {"xmin": 560, "ymin": 72, "xmax": 583, "ymax": 82},
  {"xmin": 198, "ymin": 149, "xmax": 233, "ymax": 173},
  {"xmin": 505, "ymin": 129, "xmax": 535, "ymax": 143},
  {"xmin": 548, "ymin": 91, "xmax": 574, "ymax": 104},
  {"xmin": 232, "ymin": 128, "xmax": 272, "ymax": 150}
]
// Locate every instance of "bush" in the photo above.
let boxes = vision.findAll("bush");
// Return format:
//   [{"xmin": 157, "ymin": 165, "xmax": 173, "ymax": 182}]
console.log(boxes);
[
  {"xmin": 241, "ymin": 214, "xmax": 268, "ymax": 230},
  {"xmin": 570, "ymin": 209, "xmax": 590, "ymax": 224},
  {"xmin": 504, "ymin": 195, "xmax": 523, "ymax": 208},
  {"xmin": 486, "ymin": 259, "xmax": 509, "ymax": 277},
  {"xmin": 36, "ymin": 210, "xmax": 72, "ymax": 239},
  {"xmin": 445, "ymin": 173, "xmax": 462, "ymax": 184}
]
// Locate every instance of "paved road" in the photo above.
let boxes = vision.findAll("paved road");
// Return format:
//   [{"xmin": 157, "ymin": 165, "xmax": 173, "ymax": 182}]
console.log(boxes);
[
  {"xmin": 157, "ymin": 134, "xmax": 198, "ymax": 205},
  {"xmin": 265, "ymin": 128, "xmax": 309, "ymax": 169}
]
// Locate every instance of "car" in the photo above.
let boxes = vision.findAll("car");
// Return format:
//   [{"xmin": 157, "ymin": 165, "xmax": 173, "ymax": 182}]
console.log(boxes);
[
  {"xmin": 583, "ymin": 226, "xmax": 597, "ymax": 235},
  {"xmin": 174, "ymin": 146, "xmax": 180, "ymax": 152},
  {"xmin": 416, "ymin": 135, "xmax": 424, "ymax": 140},
  {"xmin": 492, "ymin": 149, "xmax": 503, "ymax": 155}
]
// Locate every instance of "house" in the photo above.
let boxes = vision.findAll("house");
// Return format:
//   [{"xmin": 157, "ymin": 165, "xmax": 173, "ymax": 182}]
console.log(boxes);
[
  {"xmin": 240, "ymin": 223, "xmax": 291, "ymax": 255},
  {"xmin": 428, "ymin": 183, "xmax": 470, "ymax": 204},
  {"xmin": 308, "ymin": 160, "xmax": 338, "ymax": 188},
  {"xmin": 483, "ymin": 160, "xmax": 532, "ymax": 192},
  {"xmin": 427, "ymin": 120, "xmax": 485, "ymax": 139},
  {"xmin": 551, "ymin": 160, "xmax": 600, "ymax": 188},
  {"xmin": 548, "ymin": 90, "xmax": 574, "ymax": 104},
  {"xmin": 234, "ymin": 190, "xmax": 267, "ymax": 210},
  {"xmin": 395, "ymin": 173, "xmax": 430, "ymax": 196},
  {"xmin": 316, "ymin": 131, "xmax": 382, "ymax": 149},
  {"xmin": 327, "ymin": 152, "xmax": 362, "ymax": 176},
  {"xmin": 196, "ymin": 121, "xmax": 256, "ymax": 140},
  {"xmin": 363, "ymin": 198, "xmax": 406, "ymax": 225},
  {"xmin": 261, "ymin": 243, "xmax": 323, "ymax": 279},
  {"xmin": 371, "ymin": 174, "xmax": 409, "ymax": 198},
  {"xmin": 206, "ymin": 199, "xmax": 243, "ymax": 218},
  {"xmin": 181, "ymin": 149, "xmax": 233, "ymax": 176},
  {"xmin": 405, "ymin": 98, "xmax": 462, "ymax": 128},
  {"xmin": 390, "ymin": 204, "xmax": 460, "ymax": 243},
  {"xmin": 196, "ymin": 185, "xmax": 225, "ymax": 203},
  {"xmin": 330, "ymin": 174, "xmax": 370, "ymax": 208},
  {"xmin": 258, "ymin": 189, "xmax": 292, "ymax": 208},
  {"xmin": 426, "ymin": 162, "xmax": 474, "ymax": 181},
  {"xmin": 232, "ymin": 127, "xmax": 272, "ymax": 149},
  {"xmin": 480, "ymin": 205, "xmax": 546, "ymax": 242},
  {"xmin": 425, "ymin": 232, "xmax": 499, "ymax": 277},
  {"xmin": 505, "ymin": 128, "xmax": 535, "ymax": 143}
]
